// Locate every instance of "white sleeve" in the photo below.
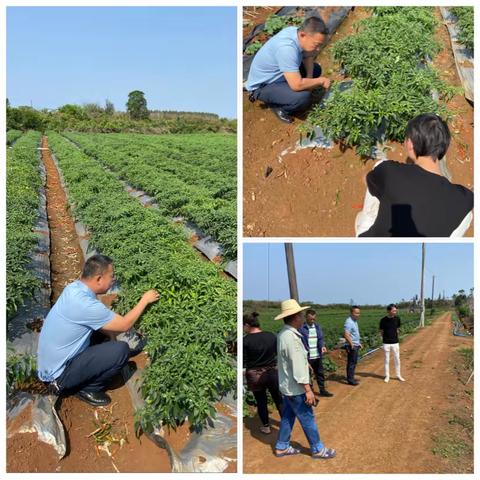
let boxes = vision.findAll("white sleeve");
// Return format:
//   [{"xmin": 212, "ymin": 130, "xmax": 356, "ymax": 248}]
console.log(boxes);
[{"xmin": 450, "ymin": 211, "xmax": 473, "ymax": 237}]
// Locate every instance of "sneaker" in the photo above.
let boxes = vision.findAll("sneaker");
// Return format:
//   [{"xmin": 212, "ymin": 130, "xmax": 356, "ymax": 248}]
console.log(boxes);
[
  {"xmin": 75, "ymin": 390, "xmax": 111, "ymax": 407},
  {"xmin": 319, "ymin": 390, "xmax": 334, "ymax": 397},
  {"xmin": 260, "ymin": 425, "xmax": 271, "ymax": 434},
  {"xmin": 398, "ymin": 376, "xmax": 406, "ymax": 382},
  {"xmin": 347, "ymin": 380, "xmax": 359, "ymax": 386},
  {"xmin": 384, "ymin": 376, "xmax": 390, "ymax": 383}
]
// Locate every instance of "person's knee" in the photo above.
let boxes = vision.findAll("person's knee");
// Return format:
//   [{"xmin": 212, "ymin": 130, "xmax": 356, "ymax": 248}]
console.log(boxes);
[
  {"xmin": 312, "ymin": 63, "xmax": 322, "ymax": 78},
  {"xmin": 112, "ymin": 341, "xmax": 130, "ymax": 365},
  {"xmin": 288, "ymin": 91, "xmax": 311, "ymax": 113}
]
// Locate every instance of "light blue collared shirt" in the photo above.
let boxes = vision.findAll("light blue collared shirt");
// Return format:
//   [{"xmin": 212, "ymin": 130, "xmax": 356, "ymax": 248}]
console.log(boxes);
[
  {"xmin": 246, "ymin": 26, "xmax": 303, "ymax": 91},
  {"xmin": 344, "ymin": 316, "xmax": 361, "ymax": 346},
  {"xmin": 37, "ymin": 280, "xmax": 115, "ymax": 381}
]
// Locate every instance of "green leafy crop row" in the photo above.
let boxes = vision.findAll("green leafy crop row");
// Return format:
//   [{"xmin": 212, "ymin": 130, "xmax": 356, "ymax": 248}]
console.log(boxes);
[
  {"xmin": 6, "ymin": 131, "xmax": 42, "ymax": 319},
  {"xmin": 63, "ymin": 132, "xmax": 237, "ymax": 259},
  {"xmin": 245, "ymin": 303, "xmax": 444, "ymax": 351},
  {"xmin": 450, "ymin": 7, "xmax": 474, "ymax": 52},
  {"xmin": 47, "ymin": 132, "xmax": 236, "ymax": 431},
  {"xmin": 264, "ymin": 13, "xmax": 303, "ymax": 36},
  {"xmin": 245, "ymin": 13, "xmax": 303, "ymax": 55},
  {"xmin": 6, "ymin": 129, "xmax": 23, "ymax": 146},
  {"xmin": 303, "ymin": 7, "xmax": 457, "ymax": 157}
]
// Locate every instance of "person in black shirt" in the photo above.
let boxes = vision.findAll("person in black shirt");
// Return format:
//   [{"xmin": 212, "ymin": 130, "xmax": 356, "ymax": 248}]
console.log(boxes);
[
  {"xmin": 243, "ymin": 312, "xmax": 283, "ymax": 434},
  {"xmin": 356, "ymin": 113, "xmax": 473, "ymax": 237},
  {"xmin": 379, "ymin": 304, "xmax": 405, "ymax": 383}
]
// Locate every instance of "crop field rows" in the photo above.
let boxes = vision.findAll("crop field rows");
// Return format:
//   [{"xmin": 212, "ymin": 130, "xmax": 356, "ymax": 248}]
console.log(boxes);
[
  {"xmin": 7, "ymin": 129, "xmax": 24, "ymax": 146},
  {"xmin": 62, "ymin": 132, "xmax": 237, "ymax": 260},
  {"xmin": 243, "ymin": 303, "xmax": 444, "ymax": 351},
  {"xmin": 30, "ymin": 132, "xmax": 238, "ymax": 432},
  {"xmin": 6, "ymin": 131, "xmax": 43, "ymax": 320},
  {"xmin": 304, "ymin": 7, "xmax": 457, "ymax": 157}
]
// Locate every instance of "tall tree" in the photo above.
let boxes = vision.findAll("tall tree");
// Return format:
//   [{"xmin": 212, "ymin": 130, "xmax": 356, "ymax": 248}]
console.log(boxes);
[
  {"xmin": 126, "ymin": 90, "xmax": 149, "ymax": 120},
  {"xmin": 105, "ymin": 99, "xmax": 115, "ymax": 116}
]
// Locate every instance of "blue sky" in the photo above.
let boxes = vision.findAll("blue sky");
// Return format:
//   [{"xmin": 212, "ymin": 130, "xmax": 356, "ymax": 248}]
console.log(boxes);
[
  {"xmin": 243, "ymin": 243, "xmax": 473, "ymax": 305},
  {"xmin": 7, "ymin": 7, "xmax": 237, "ymax": 118}
]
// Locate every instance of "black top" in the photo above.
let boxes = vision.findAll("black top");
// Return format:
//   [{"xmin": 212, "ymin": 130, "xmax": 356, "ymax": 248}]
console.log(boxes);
[
  {"xmin": 360, "ymin": 161, "xmax": 473, "ymax": 237},
  {"xmin": 379, "ymin": 315, "xmax": 401, "ymax": 344},
  {"xmin": 243, "ymin": 331, "xmax": 277, "ymax": 369}
]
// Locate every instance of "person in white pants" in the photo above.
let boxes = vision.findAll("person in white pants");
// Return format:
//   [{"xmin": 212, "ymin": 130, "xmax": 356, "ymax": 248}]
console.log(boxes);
[{"xmin": 379, "ymin": 304, "xmax": 405, "ymax": 383}]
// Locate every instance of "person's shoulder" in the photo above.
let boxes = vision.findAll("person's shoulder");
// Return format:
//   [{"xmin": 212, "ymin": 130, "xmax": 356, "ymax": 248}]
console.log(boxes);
[
  {"xmin": 378, "ymin": 160, "xmax": 406, "ymax": 171},
  {"xmin": 449, "ymin": 182, "xmax": 474, "ymax": 203},
  {"xmin": 263, "ymin": 330, "xmax": 277, "ymax": 340},
  {"xmin": 276, "ymin": 26, "xmax": 299, "ymax": 46}
]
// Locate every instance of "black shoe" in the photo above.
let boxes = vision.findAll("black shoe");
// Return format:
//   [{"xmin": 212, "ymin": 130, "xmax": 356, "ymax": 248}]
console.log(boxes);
[
  {"xmin": 271, "ymin": 108, "xmax": 293, "ymax": 124},
  {"xmin": 347, "ymin": 380, "xmax": 359, "ymax": 386},
  {"xmin": 75, "ymin": 390, "xmax": 111, "ymax": 407},
  {"xmin": 319, "ymin": 390, "xmax": 334, "ymax": 397}
]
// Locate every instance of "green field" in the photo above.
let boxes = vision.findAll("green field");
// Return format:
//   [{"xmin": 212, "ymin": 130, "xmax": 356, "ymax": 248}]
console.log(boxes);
[
  {"xmin": 63, "ymin": 132, "xmax": 237, "ymax": 259},
  {"xmin": 244, "ymin": 300, "xmax": 446, "ymax": 350}
]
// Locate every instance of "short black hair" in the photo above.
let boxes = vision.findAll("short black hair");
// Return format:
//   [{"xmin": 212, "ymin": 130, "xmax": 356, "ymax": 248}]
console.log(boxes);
[
  {"xmin": 81, "ymin": 254, "xmax": 113, "ymax": 278},
  {"xmin": 387, "ymin": 304, "xmax": 397, "ymax": 311},
  {"xmin": 350, "ymin": 305, "xmax": 360, "ymax": 313},
  {"xmin": 305, "ymin": 309, "xmax": 316, "ymax": 316},
  {"xmin": 405, "ymin": 113, "xmax": 451, "ymax": 161},
  {"xmin": 243, "ymin": 312, "xmax": 260, "ymax": 328},
  {"xmin": 300, "ymin": 16, "xmax": 328, "ymax": 35}
]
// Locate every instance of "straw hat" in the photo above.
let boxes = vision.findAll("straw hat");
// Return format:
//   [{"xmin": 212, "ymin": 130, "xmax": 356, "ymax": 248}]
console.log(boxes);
[{"xmin": 274, "ymin": 299, "xmax": 311, "ymax": 320}]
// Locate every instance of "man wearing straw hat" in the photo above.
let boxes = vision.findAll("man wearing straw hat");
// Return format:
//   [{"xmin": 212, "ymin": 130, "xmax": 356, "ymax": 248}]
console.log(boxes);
[{"xmin": 273, "ymin": 299, "xmax": 336, "ymax": 459}]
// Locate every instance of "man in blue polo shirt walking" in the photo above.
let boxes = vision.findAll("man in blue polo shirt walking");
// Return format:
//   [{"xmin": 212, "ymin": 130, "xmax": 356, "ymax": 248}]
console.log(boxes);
[
  {"xmin": 343, "ymin": 305, "xmax": 362, "ymax": 386},
  {"xmin": 246, "ymin": 16, "xmax": 331, "ymax": 123},
  {"xmin": 38, "ymin": 254, "xmax": 159, "ymax": 407}
]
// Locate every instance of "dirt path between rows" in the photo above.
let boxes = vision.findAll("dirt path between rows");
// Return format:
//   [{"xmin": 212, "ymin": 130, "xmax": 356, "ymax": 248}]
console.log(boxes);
[
  {"xmin": 243, "ymin": 312, "xmax": 473, "ymax": 473},
  {"xmin": 243, "ymin": 7, "xmax": 474, "ymax": 237}
]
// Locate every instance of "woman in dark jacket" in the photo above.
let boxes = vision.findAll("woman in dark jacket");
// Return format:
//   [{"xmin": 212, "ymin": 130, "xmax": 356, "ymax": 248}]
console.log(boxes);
[{"xmin": 243, "ymin": 312, "xmax": 282, "ymax": 434}]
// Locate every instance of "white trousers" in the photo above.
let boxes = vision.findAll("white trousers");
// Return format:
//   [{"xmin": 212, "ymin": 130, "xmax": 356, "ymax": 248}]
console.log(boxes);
[{"xmin": 383, "ymin": 343, "xmax": 401, "ymax": 377}]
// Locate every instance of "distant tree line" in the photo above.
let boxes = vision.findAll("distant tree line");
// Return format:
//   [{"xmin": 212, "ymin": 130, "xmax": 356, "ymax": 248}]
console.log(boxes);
[{"xmin": 6, "ymin": 91, "xmax": 236, "ymax": 134}]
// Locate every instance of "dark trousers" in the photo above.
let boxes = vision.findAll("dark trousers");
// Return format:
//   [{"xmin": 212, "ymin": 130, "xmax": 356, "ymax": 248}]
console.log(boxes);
[
  {"xmin": 247, "ymin": 367, "xmax": 283, "ymax": 426},
  {"xmin": 346, "ymin": 345, "xmax": 360, "ymax": 382},
  {"xmin": 309, "ymin": 356, "xmax": 327, "ymax": 392},
  {"xmin": 253, "ymin": 63, "xmax": 322, "ymax": 115},
  {"xmin": 55, "ymin": 341, "xmax": 130, "ymax": 393}
]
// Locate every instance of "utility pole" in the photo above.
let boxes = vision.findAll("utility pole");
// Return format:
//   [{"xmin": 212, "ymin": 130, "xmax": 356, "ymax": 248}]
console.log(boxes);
[
  {"xmin": 419, "ymin": 243, "xmax": 426, "ymax": 327},
  {"xmin": 430, "ymin": 275, "xmax": 435, "ymax": 314},
  {"xmin": 284, "ymin": 243, "xmax": 299, "ymax": 301}
]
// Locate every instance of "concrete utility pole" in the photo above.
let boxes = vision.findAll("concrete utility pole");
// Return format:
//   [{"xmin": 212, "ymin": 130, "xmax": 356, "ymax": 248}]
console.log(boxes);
[
  {"xmin": 284, "ymin": 243, "xmax": 299, "ymax": 301},
  {"xmin": 430, "ymin": 275, "xmax": 435, "ymax": 314},
  {"xmin": 419, "ymin": 243, "xmax": 426, "ymax": 327}
]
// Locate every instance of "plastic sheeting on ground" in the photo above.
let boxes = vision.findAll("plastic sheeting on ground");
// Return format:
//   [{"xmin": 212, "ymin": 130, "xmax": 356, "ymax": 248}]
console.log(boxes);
[
  {"xmin": 440, "ymin": 7, "xmax": 474, "ymax": 103},
  {"xmin": 6, "ymin": 145, "xmax": 66, "ymax": 458},
  {"xmin": 120, "ymin": 347, "xmax": 237, "ymax": 473}
]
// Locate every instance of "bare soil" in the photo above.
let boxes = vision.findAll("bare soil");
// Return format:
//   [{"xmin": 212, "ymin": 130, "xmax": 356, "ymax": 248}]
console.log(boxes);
[
  {"xmin": 41, "ymin": 136, "xmax": 84, "ymax": 301},
  {"xmin": 243, "ymin": 7, "xmax": 474, "ymax": 237},
  {"xmin": 243, "ymin": 312, "xmax": 474, "ymax": 473}
]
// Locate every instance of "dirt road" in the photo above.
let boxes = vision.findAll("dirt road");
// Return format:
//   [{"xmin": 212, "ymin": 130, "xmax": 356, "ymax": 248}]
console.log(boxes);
[{"xmin": 243, "ymin": 312, "xmax": 473, "ymax": 473}]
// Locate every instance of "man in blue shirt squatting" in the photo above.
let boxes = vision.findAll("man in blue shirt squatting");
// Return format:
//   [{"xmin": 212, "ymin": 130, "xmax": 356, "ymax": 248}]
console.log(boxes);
[
  {"xmin": 344, "ymin": 305, "xmax": 362, "ymax": 386},
  {"xmin": 37, "ymin": 254, "xmax": 160, "ymax": 407},
  {"xmin": 246, "ymin": 16, "xmax": 331, "ymax": 124}
]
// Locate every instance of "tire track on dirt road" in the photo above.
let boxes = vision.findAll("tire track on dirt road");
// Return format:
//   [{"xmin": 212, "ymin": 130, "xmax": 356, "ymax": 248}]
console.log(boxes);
[{"xmin": 244, "ymin": 312, "xmax": 473, "ymax": 473}]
